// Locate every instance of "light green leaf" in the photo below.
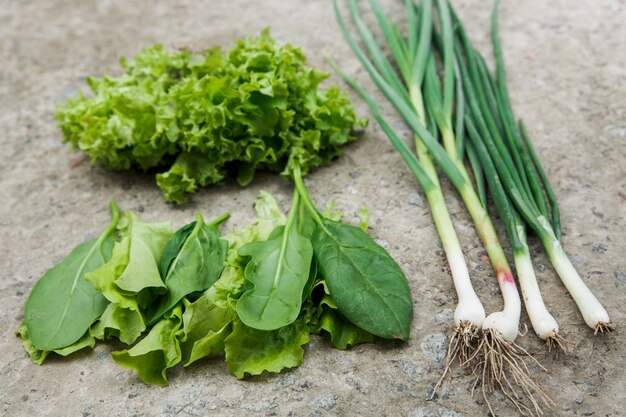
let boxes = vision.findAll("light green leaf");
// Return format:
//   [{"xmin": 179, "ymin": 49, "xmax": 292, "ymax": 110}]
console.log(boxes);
[
  {"xmin": 112, "ymin": 212, "xmax": 171, "ymax": 294},
  {"xmin": 85, "ymin": 211, "xmax": 172, "ymax": 343},
  {"xmin": 224, "ymin": 316, "xmax": 310, "ymax": 379},
  {"xmin": 85, "ymin": 238, "xmax": 137, "ymax": 309},
  {"xmin": 310, "ymin": 292, "xmax": 374, "ymax": 350},
  {"xmin": 17, "ymin": 323, "xmax": 49, "ymax": 365},
  {"xmin": 55, "ymin": 32, "xmax": 364, "ymax": 204},
  {"xmin": 250, "ymin": 190, "xmax": 288, "ymax": 241},
  {"xmin": 357, "ymin": 206, "xmax": 371, "ymax": 231},
  {"xmin": 321, "ymin": 200, "xmax": 343, "ymax": 221},
  {"xmin": 112, "ymin": 305, "xmax": 184, "ymax": 387},
  {"xmin": 17, "ymin": 322, "xmax": 96, "ymax": 365},
  {"xmin": 90, "ymin": 302, "xmax": 145, "ymax": 345},
  {"xmin": 179, "ymin": 287, "xmax": 235, "ymax": 366},
  {"xmin": 179, "ymin": 253, "xmax": 244, "ymax": 366}
]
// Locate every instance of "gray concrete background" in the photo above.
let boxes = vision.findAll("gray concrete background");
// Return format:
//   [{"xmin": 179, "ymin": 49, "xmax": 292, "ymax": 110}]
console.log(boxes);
[{"xmin": 1, "ymin": 0, "xmax": 625, "ymax": 416}]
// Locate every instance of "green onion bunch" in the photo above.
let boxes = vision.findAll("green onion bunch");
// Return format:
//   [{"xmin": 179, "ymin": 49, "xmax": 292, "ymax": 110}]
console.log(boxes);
[{"xmin": 332, "ymin": 0, "xmax": 612, "ymax": 415}]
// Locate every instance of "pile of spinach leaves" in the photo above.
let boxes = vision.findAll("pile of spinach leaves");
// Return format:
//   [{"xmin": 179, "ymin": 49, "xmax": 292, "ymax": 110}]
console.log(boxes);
[{"xmin": 19, "ymin": 191, "xmax": 412, "ymax": 385}]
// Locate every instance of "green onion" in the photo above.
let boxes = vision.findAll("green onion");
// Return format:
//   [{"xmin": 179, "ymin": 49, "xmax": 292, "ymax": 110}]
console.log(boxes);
[
  {"xmin": 332, "ymin": 11, "xmax": 536, "ymax": 412},
  {"xmin": 333, "ymin": 1, "xmax": 565, "ymax": 414},
  {"xmin": 466, "ymin": 115, "xmax": 566, "ymax": 352},
  {"xmin": 334, "ymin": 0, "xmax": 486, "ymax": 363},
  {"xmin": 426, "ymin": 0, "xmax": 524, "ymax": 344},
  {"xmin": 336, "ymin": 0, "xmax": 524, "ymax": 342},
  {"xmin": 485, "ymin": 0, "xmax": 611, "ymax": 334},
  {"xmin": 449, "ymin": 4, "xmax": 565, "ymax": 351}
]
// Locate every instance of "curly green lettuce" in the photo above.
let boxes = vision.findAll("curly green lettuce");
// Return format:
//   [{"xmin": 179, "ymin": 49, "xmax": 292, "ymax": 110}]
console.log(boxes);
[{"xmin": 56, "ymin": 29, "xmax": 366, "ymax": 203}]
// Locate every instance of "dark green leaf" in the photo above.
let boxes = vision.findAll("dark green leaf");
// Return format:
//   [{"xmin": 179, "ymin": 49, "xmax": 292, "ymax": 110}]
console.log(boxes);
[
  {"xmin": 301, "ymin": 259, "xmax": 317, "ymax": 302},
  {"xmin": 310, "ymin": 293, "xmax": 375, "ymax": 350},
  {"xmin": 24, "ymin": 206, "xmax": 119, "ymax": 351},
  {"xmin": 311, "ymin": 219, "xmax": 412, "ymax": 341},
  {"xmin": 17, "ymin": 322, "xmax": 96, "ymax": 365},
  {"xmin": 158, "ymin": 221, "xmax": 197, "ymax": 276},
  {"xmin": 147, "ymin": 215, "xmax": 228, "ymax": 325}
]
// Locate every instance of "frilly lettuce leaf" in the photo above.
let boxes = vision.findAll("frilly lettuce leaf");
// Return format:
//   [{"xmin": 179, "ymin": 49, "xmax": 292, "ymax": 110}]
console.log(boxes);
[
  {"xmin": 179, "ymin": 283, "xmax": 235, "ymax": 366},
  {"xmin": 112, "ymin": 304, "xmax": 184, "ymax": 387},
  {"xmin": 90, "ymin": 302, "xmax": 145, "ymax": 345},
  {"xmin": 56, "ymin": 29, "xmax": 366, "ymax": 204},
  {"xmin": 224, "ymin": 315, "xmax": 310, "ymax": 379}
]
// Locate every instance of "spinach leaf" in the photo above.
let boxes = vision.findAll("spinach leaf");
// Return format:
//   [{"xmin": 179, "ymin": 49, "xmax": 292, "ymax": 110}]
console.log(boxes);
[
  {"xmin": 236, "ymin": 192, "xmax": 313, "ymax": 331},
  {"xmin": 311, "ymin": 218, "xmax": 413, "ymax": 341},
  {"xmin": 147, "ymin": 214, "xmax": 228, "ymax": 325},
  {"xmin": 112, "ymin": 304, "xmax": 184, "ymax": 387},
  {"xmin": 23, "ymin": 204, "xmax": 119, "ymax": 351},
  {"xmin": 224, "ymin": 315, "xmax": 310, "ymax": 379},
  {"xmin": 180, "ymin": 194, "xmax": 287, "ymax": 365},
  {"xmin": 301, "ymin": 259, "xmax": 317, "ymax": 302},
  {"xmin": 159, "ymin": 221, "xmax": 196, "ymax": 277},
  {"xmin": 51, "ymin": 331, "xmax": 96, "ymax": 356},
  {"xmin": 309, "ymin": 283, "xmax": 375, "ymax": 350}
]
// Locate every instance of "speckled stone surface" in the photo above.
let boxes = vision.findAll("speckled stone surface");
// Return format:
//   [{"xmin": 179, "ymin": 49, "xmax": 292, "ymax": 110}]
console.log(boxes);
[{"xmin": 1, "ymin": 1, "xmax": 625, "ymax": 416}]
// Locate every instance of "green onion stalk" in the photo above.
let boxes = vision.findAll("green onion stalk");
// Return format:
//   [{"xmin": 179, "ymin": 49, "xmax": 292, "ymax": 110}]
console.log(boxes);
[
  {"xmin": 460, "ymin": 0, "xmax": 611, "ymax": 335},
  {"xmin": 434, "ymin": 1, "xmax": 561, "ymax": 412},
  {"xmin": 422, "ymin": 0, "xmax": 523, "ymax": 344},
  {"xmin": 335, "ymin": 0, "xmax": 485, "ymax": 363},
  {"xmin": 448, "ymin": 5, "xmax": 567, "ymax": 352},
  {"xmin": 492, "ymin": 1, "xmax": 611, "ymax": 334},
  {"xmin": 337, "ymin": 0, "xmax": 524, "ymax": 339},
  {"xmin": 422, "ymin": 6, "xmax": 559, "ymax": 411},
  {"xmin": 334, "ymin": 0, "xmax": 525, "ymax": 362},
  {"xmin": 465, "ymin": 116, "xmax": 558, "ymax": 414},
  {"xmin": 331, "ymin": 1, "xmax": 566, "ymax": 413}
]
